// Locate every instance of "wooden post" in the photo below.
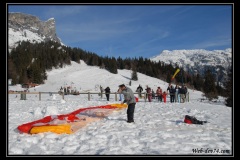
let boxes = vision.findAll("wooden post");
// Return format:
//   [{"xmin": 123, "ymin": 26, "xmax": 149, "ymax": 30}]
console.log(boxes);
[
  {"xmin": 115, "ymin": 92, "xmax": 117, "ymax": 101},
  {"xmin": 144, "ymin": 92, "xmax": 147, "ymax": 102},
  {"xmin": 39, "ymin": 92, "xmax": 41, "ymax": 101},
  {"xmin": 88, "ymin": 92, "xmax": 90, "ymax": 101}
]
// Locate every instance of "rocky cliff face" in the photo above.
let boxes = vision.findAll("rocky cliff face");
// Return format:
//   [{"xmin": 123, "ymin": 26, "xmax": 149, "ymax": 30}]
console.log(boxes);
[{"xmin": 8, "ymin": 12, "xmax": 61, "ymax": 51}]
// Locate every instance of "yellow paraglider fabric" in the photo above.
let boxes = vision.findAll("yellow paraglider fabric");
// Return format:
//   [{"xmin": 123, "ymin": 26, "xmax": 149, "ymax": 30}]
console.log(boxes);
[
  {"xmin": 110, "ymin": 103, "xmax": 127, "ymax": 108},
  {"xmin": 171, "ymin": 68, "xmax": 180, "ymax": 80},
  {"xmin": 30, "ymin": 124, "xmax": 72, "ymax": 134}
]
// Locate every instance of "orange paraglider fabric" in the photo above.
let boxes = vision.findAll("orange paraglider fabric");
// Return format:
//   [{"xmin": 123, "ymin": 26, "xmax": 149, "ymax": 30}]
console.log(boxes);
[{"xmin": 17, "ymin": 103, "xmax": 126, "ymax": 134}]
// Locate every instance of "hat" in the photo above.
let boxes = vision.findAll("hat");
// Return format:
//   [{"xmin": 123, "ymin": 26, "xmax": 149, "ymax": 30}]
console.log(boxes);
[{"xmin": 119, "ymin": 84, "xmax": 125, "ymax": 87}]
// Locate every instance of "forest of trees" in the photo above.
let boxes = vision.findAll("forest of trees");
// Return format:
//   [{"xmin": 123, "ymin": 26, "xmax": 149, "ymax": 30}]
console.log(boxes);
[{"xmin": 8, "ymin": 40, "xmax": 232, "ymax": 106}]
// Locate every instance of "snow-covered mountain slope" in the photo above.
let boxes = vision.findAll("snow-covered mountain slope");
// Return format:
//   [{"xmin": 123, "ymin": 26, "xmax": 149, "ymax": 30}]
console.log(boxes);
[
  {"xmin": 150, "ymin": 48, "xmax": 232, "ymax": 82},
  {"xmin": 9, "ymin": 60, "xmax": 175, "ymax": 95}
]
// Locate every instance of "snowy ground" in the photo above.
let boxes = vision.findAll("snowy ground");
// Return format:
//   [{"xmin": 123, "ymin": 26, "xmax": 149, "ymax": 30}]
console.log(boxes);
[{"xmin": 7, "ymin": 61, "xmax": 233, "ymax": 156}]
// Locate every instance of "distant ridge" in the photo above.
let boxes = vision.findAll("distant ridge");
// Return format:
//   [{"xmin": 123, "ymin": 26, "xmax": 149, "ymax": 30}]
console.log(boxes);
[{"xmin": 150, "ymin": 48, "xmax": 232, "ymax": 83}]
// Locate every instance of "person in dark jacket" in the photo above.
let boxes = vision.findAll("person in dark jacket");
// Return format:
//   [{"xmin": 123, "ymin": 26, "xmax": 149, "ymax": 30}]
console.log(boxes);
[
  {"xmin": 167, "ymin": 83, "xmax": 172, "ymax": 94},
  {"xmin": 119, "ymin": 84, "xmax": 136, "ymax": 123},
  {"xmin": 179, "ymin": 86, "xmax": 186, "ymax": 103},
  {"xmin": 169, "ymin": 85, "xmax": 176, "ymax": 103},
  {"xmin": 183, "ymin": 84, "xmax": 188, "ymax": 100},
  {"xmin": 104, "ymin": 86, "xmax": 111, "ymax": 101},
  {"xmin": 136, "ymin": 85, "xmax": 143, "ymax": 98}
]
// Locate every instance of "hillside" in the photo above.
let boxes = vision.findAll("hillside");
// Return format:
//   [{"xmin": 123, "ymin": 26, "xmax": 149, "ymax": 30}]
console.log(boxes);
[{"xmin": 9, "ymin": 60, "xmax": 182, "ymax": 95}]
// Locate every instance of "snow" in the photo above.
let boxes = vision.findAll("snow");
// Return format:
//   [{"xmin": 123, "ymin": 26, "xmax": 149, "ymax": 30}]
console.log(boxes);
[
  {"xmin": 8, "ymin": 60, "xmax": 233, "ymax": 156},
  {"xmin": 8, "ymin": 28, "xmax": 44, "ymax": 53},
  {"xmin": 47, "ymin": 18, "xmax": 55, "ymax": 21},
  {"xmin": 150, "ymin": 48, "xmax": 232, "ymax": 68}
]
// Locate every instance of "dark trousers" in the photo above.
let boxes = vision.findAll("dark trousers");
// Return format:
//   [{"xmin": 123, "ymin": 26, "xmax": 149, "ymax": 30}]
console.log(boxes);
[
  {"xmin": 170, "ymin": 95, "xmax": 175, "ymax": 103},
  {"xmin": 157, "ymin": 95, "xmax": 162, "ymax": 102},
  {"xmin": 106, "ymin": 94, "xmax": 110, "ymax": 101},
  {"xmin": 127, "ymin": 103, "xmax": 136, "ymax": 121}
]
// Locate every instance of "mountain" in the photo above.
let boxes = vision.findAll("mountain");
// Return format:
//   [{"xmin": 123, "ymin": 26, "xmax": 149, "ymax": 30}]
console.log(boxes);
[
  {"xmin": 150, "ymin": 49, "xmax": 232, "ymax": 83},
  {"xmin": 8, "ymin": 12, "xmax": 232, "ymax": 84},
  {"xmin": 8, "ymin": 12, "xmax": 62, "ymax": 52}
]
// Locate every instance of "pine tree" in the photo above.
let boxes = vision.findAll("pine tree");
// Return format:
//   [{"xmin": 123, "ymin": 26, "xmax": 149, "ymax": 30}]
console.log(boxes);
[
  {"xmin": 193, "ymin": 73, "xmax": 204, "ymax": 91},
  {"xmin": 108, "ymin": 57, "xmax": 118, "ymax": 74},
  {"xmin": 224, "ymin": 68, "xmax": 232, "ymax": 107},
  {"xmin": 8, "ymin": 56, "xmax": 18, "ymax": 85},
  {"xmin": 203, "ymin": 69, "xmax": 218, "ymax": 101},
  {"xmin": 131, "ymin": 64, "xmax": 138, "ymax": 81}
]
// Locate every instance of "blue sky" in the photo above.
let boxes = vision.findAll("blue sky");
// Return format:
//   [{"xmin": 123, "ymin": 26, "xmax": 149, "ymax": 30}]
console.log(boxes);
[{"xmin": 8, "ymin": 4, "xmax": 232, "ymax": 59}]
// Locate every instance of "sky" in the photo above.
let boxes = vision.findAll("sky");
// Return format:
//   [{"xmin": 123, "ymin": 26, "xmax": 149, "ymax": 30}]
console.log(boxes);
[
  {"xmin": 7, "ymin": 60, "xmax": 233, "ymax": 156},
  {"xmin": 7, "ymin": 3, "xmax": 233, "ymax": 59}
]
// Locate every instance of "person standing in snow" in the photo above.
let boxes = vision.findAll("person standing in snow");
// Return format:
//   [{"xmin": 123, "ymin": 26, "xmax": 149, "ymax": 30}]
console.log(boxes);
[
  {"xmin": 175, "ymin": 84, "xmax": 180, "ymax": 103},
  {"xmin": 136, "ymin": 84, "xmax": 143, "ymax": 98},
  {"xmin": 179, "ymin": 85, "xmax": 187, "ymax": 103},
  {"xmin": 100, "ymin": 85, "xmax": 104, "ymax": 98},
  {"xmin": 152, "ymin": 89, "xmax": 155, "ymax": 100},
  {"xmin": 104, "ymin": 86, "xmax": 111, "ymax": 101},
  {"xmin": 167, "ymin": 83, "xmax": 172, "ymax": 94},
  {"xmin": 118, "ymin": 84, "xmax": 136, "ymax": 123},
  {"xmin": 169, "ymin": 85, "xmax": 176, "ymax": 103},
  {"xmin": 162, "ymin": 91, "xmax": 168, "ymax": 103},
  {"xmin": 117, "ymin": 88, "xmax": 124, "ymax": 101},
  {"xmin": 183, "ymin": 84, "xmax": 188, "ymax": 101},
  {"xmin": 145, "ymin": 86, "xmax": 152, "ymax": 102},
  {"xmin": 156, "ymin": 87, "xmax": 162, "ymax": 102}
]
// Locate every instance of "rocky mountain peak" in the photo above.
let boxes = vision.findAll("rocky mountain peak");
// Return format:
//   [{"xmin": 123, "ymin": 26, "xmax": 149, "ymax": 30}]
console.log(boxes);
[{"xmin": 8, "ymin": 12, "xmax": 61, "ymax": 51}]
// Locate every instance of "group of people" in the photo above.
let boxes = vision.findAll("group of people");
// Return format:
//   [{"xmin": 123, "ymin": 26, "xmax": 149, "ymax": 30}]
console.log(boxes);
[
  {"xmin": 144, "ymin": 85, "xmax": 167, "ymax": 103},
  {"xmin": 135, "ymin": 83, "xmax": 188, "ymax": 103},
  {"xmin": 167, "ymin": 83, "xmax": 188, "ymax": 103},
  {"xmin": 99, "ymin": 83, "xmax": 188, "ymax": 124}
]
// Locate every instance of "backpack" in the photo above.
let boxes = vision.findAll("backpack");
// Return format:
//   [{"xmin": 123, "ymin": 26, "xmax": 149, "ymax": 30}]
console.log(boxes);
[{"xmin": 184, "ymin": 115, "xmax": 207, "ymax": 125}]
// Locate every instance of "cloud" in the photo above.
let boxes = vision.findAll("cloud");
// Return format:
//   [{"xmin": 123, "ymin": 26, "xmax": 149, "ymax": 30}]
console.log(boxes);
[
  {"xmin": 57, "ymin": 16, "xmax": 139, "ymax": 43},
  {"xmin": 43, "ymin": 6, "xmax": 88, "ymax": 18},
  {"xmin": 191, "ymin": 37, "xmax": 232, "ymax": 49}
]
